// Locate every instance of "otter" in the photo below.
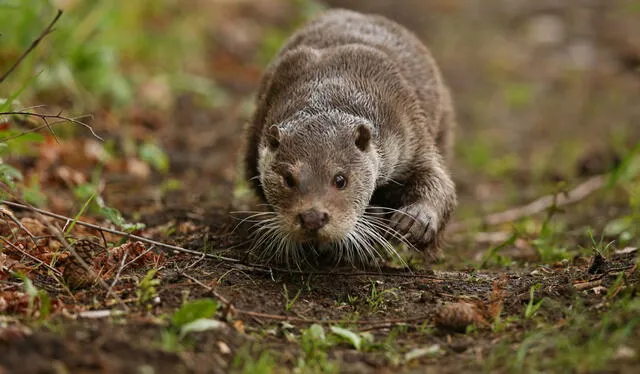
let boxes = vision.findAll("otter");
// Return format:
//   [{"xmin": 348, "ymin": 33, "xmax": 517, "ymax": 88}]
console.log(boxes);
[{"xmin": 244, "ymin": 9, "xmax": 457, "ymax": 268}]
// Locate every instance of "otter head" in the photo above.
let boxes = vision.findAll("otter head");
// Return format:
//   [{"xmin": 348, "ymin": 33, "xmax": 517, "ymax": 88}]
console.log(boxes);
[{"xmin": 258, "ymin": 112, "xmax": 379, "ymax": 247}]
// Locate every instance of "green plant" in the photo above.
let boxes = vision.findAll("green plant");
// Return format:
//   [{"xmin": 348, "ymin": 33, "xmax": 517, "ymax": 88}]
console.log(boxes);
[
  {"xmin": 297, "ymin": 324, "xmax": 338, "ymax": 373},
  {"xmin": 480, "ymin": 233, "xmax": 517, "ymax": 268},
  {"xmin": 487, "ymin": 295, "xmax": 640, "ymax": 373},
  {"xmin": 329, "ymin": 326, "xmax": 373, "ymax": 352},
  {"xmin": 524, "ymin": 284, "xmax": 544, "ymax": 320},
  {"xmin": 136, "ymin": 268, "xmax": 160, "ymax": 309},
  {"xmin": 138, "ymin": 141, "xmax": 169, "ymax": 174},
  {"xmin": 15, "ymin": 272, "xmax": 51, "ymax": 322},
  {"xmin": 170, "ymin": 298, "xmax": 219, "ymax": 329},
  {"xmin": 366, "ymin": 281, "xmax": 397, "ymax": 312},
  {"xmin": 72, "ymin": 169, "xmax": 145, "ymax": 232},
  {"xmin": 0, "ymin": 116, "xmax": 46, "ymax": 203},
  {"xmin": 232, "ymin": 346, "xmax": 278, "ymax": 374},
  {"xmin": 531, "ymin": 187, "xmax": 571, "ymax": 262},
  {"xmin": 161, "ymin": 298, "xmax": 221, "ymax": 351},
  {"xmin": 283, "ymin": 284, "xmax": 302, "ymax": 312},
  {"xmin": 0, "ymin": 162, "xmax": 24, "ymax": 196}
]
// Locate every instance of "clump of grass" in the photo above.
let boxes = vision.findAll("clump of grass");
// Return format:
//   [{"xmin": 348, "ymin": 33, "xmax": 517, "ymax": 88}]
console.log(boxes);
[
  {"xmin": 283, "ymin": 284, "xmax": 303, "ymax": 312},
  {"xmin": 366, "ymin": 280, "xmax": 398, "ymax": 312},
  {"xmin": 524, "ymin": 284, "xmax": 544, "ymax": 320},
  {"xmin": 297, "ymin": 324, "xmax": 338, "ymax": 373},
  {"xmin": 136, "ymin": 268, "xmax": 160, "ymax": 310},
  {"xmin": 486, "ymin": 293, "xmax": 640, "ymax": 373}
]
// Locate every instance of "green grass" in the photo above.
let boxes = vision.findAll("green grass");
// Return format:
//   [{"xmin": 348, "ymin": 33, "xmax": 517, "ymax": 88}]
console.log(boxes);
[
  {"xmin": 486, "ymin": 292, "xmax": 640, "ymax": 373},
  {"xmin": 0, "ymin": 0, "xmax": 224, "ymax": 111}
]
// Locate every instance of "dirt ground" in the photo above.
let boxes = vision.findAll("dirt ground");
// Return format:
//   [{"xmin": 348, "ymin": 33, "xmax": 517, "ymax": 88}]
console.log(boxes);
[{"xmin": 1, "ymin": 1, "xmax": 640, "ymax": 373}]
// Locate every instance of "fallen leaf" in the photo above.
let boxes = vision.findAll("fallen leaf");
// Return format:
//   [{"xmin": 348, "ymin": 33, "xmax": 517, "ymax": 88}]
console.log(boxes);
[{"xmin": 405, "ymin": 345, "xmax": 441, "ymax": 362}]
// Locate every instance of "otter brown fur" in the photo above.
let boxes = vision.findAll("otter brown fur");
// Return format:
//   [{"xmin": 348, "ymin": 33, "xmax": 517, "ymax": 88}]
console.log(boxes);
[{"xmin": 244, "ymin": 9, "xmax": 457, "ymax": 267}]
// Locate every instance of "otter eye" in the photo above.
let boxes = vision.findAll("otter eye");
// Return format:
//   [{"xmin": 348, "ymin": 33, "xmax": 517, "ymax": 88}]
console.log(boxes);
[
  {"xmin": 283, "ymin": 172, "xmax": 296, "ymax": 188},
  {"xmin": 333, "ymin": 174, "xmax": 347, "ymax": 190}
]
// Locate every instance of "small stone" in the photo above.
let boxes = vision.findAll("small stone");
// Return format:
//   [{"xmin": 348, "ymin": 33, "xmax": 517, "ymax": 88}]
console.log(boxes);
[
  {"xmin": 526, "ymin": 14, "xmax": 565, "ymax": 46},
  {"xmin": 614, "ymin": 345, "xmax": 636, "ymax": 359},
  {"xmin": 217, "ymin": 341, "xmax": 231, "ymax": 355}
]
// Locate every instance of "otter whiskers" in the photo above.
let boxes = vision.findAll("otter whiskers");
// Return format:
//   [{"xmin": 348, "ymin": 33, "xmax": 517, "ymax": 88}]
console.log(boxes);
[{"xmin": 246, "ymin": 207, "xmax": 418, "ymax": 269}]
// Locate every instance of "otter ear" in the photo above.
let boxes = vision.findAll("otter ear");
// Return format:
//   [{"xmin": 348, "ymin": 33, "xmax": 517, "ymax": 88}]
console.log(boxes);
[
  {"xmin": 267, "ymin": 125, "xmax": 281, "ymax": 150},
  {"xmin": 355, "ymin": 124, "xmax": 372, "ymax": 151}
]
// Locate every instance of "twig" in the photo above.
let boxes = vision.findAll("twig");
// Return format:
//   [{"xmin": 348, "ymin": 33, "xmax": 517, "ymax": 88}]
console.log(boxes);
[
  {"xmin": 0, "ymin": 111, "xmax": 101, "ymax": 141},
  {"xmin": 106, "ymin": 248, "xmax": 129, "ymax": 299},
  {"xmin": 0, "ymin": 10, "xmax": 63, "ymax": 84},
  {"xmin": 573, "ymin": 279, "xmax": 603, "ymax": 291},
  {"xmin": 0, "ymin": 206, "xmax": 39, "ymax": 247},
  {"xmin": 0, "ymin": 237, "xmax": 62, "ymax": 276},
  {"xmin": 0, "ymin": 200, "xmax": 241, "ymax": 263},
  {"xmin": 0, "ymin": 200, "xmax": 470, "ymax": 281},
  {"xmin": 180, "ymin": 271, "xmax": 232, "ymax": 306},
  {"xmin": 450, "ymin": 175, "xmax": 606, "ymax": 232},
  {"xmin": 30, "ymin": 206, "xmax": 129, "ymax": 311},
  {"xmin": 122, "ymin": 244, "xmax": 156, "ymax": 270}
]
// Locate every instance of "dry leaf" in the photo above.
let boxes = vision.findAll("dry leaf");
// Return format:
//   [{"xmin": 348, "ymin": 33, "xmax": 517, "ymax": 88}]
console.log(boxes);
[{"xmin": 232, "ymin": 319, "xmax": 245, "ymax": 334}]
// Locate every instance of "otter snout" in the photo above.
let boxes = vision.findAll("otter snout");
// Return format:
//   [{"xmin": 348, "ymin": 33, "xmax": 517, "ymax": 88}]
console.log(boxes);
[{"xmin": 297, "ymin": 209, "xmax": 329, "ymax": 231}]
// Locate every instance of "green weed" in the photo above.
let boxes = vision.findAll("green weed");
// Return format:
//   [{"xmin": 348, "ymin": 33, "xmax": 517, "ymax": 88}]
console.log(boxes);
[
  {"xmin": 283, "ymin": 284, "xmax": 302, "ymax": 312},
  {"xmin": 232, "ymin": 346, "xmax": 279, "ymax": 374},
  {"xmin": 15, "ymin": 272, "xmax": 51, "ymax": 322},
  {"xmin": 524, "ymin": 284, "xmax": 544, "ymax": 320},
  {"xmin": 603, "ymin": 143, "xmax": 640, "ymax": 245},
  {"xmin": 138, "ymin": 142, "xmax": 169, "ymax": 174},
  {"xmin": 136, "ymin": 268, "xmax": 160, "ymax": 310},
  {"xmin": 366, "ymin": 281, "xmax": 398, "ymax": 312},
  {"xmin": 72, "ymin": 169, "xmax": 145, "ymax": 233},
  {"xmin": 297, "ymin": 324, "xmax": 338, "ymax": 373},
  {"xmin": 162, "ymin": 298, "xmax": 221, "ymax": 352},
  {"xmin": 487, "ymin": 295, "xmax": 640, "ymax": 373},
  {"xmin": 329, "ymin": 325, "xmax": 373, "ymax": 352},
  {"xmin": 480, "ymin": 233, "xmax": 517, "ymax": 268}
]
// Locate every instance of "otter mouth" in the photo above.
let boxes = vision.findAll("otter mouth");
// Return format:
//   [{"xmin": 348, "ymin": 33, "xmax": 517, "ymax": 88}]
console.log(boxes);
[{"xmin": 291, "ymin": 229, "xmax": 333, "ymax": 245}]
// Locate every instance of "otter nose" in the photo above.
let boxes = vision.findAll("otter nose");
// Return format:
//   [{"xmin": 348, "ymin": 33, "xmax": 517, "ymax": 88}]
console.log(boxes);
[{"xmin": 298, "ymin": 209, "xmax": 329, "ymax": 231}]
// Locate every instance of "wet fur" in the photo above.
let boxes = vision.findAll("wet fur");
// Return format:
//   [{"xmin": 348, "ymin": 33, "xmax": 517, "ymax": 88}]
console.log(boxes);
[{"xmin": 244, "ymin": 9, "xmax": 457, "ymax": 263}]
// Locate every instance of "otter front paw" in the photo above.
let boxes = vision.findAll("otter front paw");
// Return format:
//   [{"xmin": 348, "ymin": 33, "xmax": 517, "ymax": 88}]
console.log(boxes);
[{"xmin": 390, "ymin": 203, "xmax": 440, "ymax": 245}]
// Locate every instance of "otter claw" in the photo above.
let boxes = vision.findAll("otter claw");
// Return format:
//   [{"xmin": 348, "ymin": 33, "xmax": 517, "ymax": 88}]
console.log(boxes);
[{"xmin": 390, "ymin": 203, "xmax": 439, "ymax": 245}]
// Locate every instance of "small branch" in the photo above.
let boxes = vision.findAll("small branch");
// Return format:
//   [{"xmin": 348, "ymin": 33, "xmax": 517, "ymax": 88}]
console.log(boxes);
[
  {"xmin": 573, "ymin": 279, "xmax": 603, "ymax": 291},
  {"xmin": 0, "ymin": 10, "xmax": 63, "ymax": 84},
  {"xmin": 0, "ymin": 111, "xmax": 101, "ymax": 142},
  {"xmin": 122, "ymin": 245, "xmax": 156, "ymax": 270},
  {"xmin": 0, "ymin": 200, "xmax": 466, "ymax": 281},
  {"xmin": 0, "ymin": 200, "xmax": 241, "ymax": 263},
  {"xmin": 450, "ymin": 175, "xmax": 606, "ymax": 233},
  {"xmin": 180, "ymin": 271, "xmax": 232, "ymax": 306},
  {"xmin": 0, "ymin": 206, "xmax": 39, "ymax": 247},
  {"xmin": 0, "ymin": 237, "xmax": 62, "ymax": 276},
  {"xmin": 106, "ymin": 248, "xmax": 129, "ymax": 299},
  {"xmin": 37, "ymin": 212, "xmax": 129, "ymax": 312}
]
